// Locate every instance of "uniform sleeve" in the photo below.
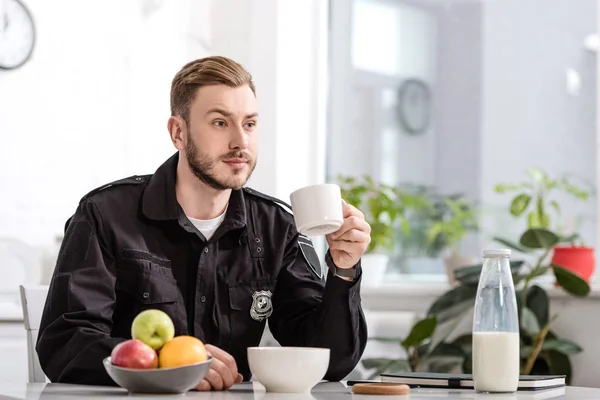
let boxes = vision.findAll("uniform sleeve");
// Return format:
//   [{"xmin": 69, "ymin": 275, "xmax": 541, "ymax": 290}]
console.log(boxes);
[
  {"xmin": 36, "ymin": 199, "xmax": 123, "ymax": 385},
  {"xmin": 268, "ymin": 228, "xmax": 368, "ymax": 381}
]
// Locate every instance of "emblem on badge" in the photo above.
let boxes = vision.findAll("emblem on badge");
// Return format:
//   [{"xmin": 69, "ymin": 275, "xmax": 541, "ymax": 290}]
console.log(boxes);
[{"xmin": 250, "ymin": 290, "xmax": 273, "ymax": 321}]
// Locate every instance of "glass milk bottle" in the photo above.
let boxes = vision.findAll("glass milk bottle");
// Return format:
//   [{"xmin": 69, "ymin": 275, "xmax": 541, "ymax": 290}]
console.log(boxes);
[{"xmin": 472, "ymin": 249, "xmax": 520, "ymax": 393}]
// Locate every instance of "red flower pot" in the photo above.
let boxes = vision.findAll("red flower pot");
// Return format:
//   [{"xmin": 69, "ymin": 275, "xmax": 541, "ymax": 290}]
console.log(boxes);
[{"xmin": 551, "ymin": 246, "xmax": 595, "ymax": 283}]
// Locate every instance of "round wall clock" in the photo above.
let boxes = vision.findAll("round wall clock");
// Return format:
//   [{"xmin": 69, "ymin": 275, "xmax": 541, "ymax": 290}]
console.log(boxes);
[
  {"xmin": 0, "ymin": 0, "xmax": 36, "ymax": 70},
  {"xmin": 397, "ymin": 78, "xmax": 432, "ymax": 135}
]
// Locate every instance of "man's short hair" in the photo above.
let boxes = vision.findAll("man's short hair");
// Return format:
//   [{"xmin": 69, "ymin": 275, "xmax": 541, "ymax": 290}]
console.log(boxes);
[{"xmin": 170, "ymin": 56, "xmax": 255, "ymax": 124}]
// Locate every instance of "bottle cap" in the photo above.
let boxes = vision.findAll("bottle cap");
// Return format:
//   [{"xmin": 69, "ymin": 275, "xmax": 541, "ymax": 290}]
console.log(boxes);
[{"xmin": 482, "ymin": 249, "xmax": 511, "ymax": 257}]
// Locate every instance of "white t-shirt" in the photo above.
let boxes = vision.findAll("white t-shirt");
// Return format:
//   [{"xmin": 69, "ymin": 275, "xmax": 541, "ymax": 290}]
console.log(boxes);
[{"xmin": 187, "ymin": 206, "xmax": 228, "ymax": 241}]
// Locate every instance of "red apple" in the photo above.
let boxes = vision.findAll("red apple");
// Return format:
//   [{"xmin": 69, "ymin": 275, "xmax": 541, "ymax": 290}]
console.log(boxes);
[{"xmin": 111, "ymin": 339, "xmax": 158, "ymax": 369}]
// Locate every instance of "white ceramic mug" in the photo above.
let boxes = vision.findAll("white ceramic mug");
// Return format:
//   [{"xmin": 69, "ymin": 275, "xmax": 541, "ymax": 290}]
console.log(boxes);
[{"xmin": 289, "ymin": 184, "xmax": 343, "ymax": 236}]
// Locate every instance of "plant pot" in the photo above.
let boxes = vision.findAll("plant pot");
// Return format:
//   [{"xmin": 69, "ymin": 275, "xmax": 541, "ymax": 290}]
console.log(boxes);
[
  {"xmin": 444, "ymin": 254, "xmax": 478, "ymax": 285},
  {"xmin": 551, "ymin": 246, "xmax": 595, "ymax": 283},
  {"xmin": 359, "ymin": 253, "xmax": 389, "ymax": 286}
]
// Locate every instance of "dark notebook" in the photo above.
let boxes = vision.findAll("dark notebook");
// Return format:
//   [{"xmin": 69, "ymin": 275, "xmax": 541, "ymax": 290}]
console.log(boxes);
[{"xmin": 375, "ymin": 372, "xmax": 565, "ymax": 391}]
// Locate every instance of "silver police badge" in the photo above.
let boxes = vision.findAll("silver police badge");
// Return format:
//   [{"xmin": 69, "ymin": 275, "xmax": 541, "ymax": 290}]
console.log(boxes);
[{"xmin": 250, "ymin": 290, "xmax": 273, "ymax": 322}]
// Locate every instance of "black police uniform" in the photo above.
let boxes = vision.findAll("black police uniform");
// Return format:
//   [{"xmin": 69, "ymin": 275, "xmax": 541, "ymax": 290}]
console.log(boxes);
[{"xmin": 36, "ymin": 152, "xmax": 368, "ymax": 386}]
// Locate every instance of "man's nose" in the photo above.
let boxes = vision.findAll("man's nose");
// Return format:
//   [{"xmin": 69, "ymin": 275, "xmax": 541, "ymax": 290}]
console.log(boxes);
[{"xmin": 230, "ymin": 125, "xmax": 249, "ymax": 150}]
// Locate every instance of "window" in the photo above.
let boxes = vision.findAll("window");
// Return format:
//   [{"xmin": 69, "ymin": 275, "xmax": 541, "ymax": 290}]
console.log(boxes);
[{"xmin": 327, "ymin": 0, "xmax": 598, "ymax": 284}]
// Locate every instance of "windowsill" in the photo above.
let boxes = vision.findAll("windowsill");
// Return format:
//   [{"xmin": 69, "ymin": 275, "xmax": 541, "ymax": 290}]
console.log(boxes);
[{"xmin": 360, "ymin": 274, "xmax": 600, "ymax": 312}]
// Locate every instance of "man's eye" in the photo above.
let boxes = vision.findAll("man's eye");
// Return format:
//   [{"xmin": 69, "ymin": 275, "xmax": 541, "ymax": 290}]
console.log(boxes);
[
  {"xmin": 214, "ymin": 121, "xmax": 226, "ymax": 127},
  {"xmin": 246, "ymin": 121, "xmax": 256, "ymax": 128}
]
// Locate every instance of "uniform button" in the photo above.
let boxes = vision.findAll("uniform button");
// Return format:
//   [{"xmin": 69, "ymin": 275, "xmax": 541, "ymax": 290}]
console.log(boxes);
[
  {"xmin": 135, "ymin": 177, "xmax": 142, "ymax": 181},
  {"xmin": 255, "ymin": 238, "xmax": 261, "ymax": 243},
  {"xmin": 204, "ymin": 248, "xmax": 209, "ymax": 253},
  {"xmin": 142, "ymin": 292, "xmax": 149, "ymax": 299},
  {"xmin": 257, "ymin": 247, "xmax": 262, "ymax": 253},
  {"xmin": 200, "ymin": 296, "xmax": 206, "ymax": 303}
]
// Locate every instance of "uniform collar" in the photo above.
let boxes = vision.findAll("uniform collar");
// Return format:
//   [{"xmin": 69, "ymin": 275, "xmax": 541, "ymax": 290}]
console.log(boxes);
[{"xmin": 142, "ymin": 152, "xmax": 247, "ymax": 231}]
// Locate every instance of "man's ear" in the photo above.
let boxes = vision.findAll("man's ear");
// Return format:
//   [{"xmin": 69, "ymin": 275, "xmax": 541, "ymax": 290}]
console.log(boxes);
[{"xmin": 168, "ymin": 116, "xmax": 186, "ymax": 150}]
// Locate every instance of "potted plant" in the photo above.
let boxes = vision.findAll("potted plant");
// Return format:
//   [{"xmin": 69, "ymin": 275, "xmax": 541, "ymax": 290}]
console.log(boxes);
[
  {"xmin": 337, "ymin": 175, "xmax": 396, "ymax": 285},
  {"xmin": 392, "ymin": 185, "xmax": 478, "ymax": 277},
  {"xmin": 426, "ymin": 196, "xmax": 479, "ymax": 284},
  {"xmin": 338, "ymin": 175, "xmax": 424, "ymax": 285},
  {"xmin": 363, "ymin": 227, "xmax": 591, "ymax": 383},
  {"xmin": 494, "ymin": 168, "xmax": 595, "ymax": 282},
  {"xmin": 427, "ymin": 227, "xmax": 590, "ymax": 383}
]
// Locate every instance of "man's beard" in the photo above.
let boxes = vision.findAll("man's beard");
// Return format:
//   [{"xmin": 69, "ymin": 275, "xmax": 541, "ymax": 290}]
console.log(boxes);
[{"xmin": 185, "ymin": 132, "xmax": 256, "ymax": 191}]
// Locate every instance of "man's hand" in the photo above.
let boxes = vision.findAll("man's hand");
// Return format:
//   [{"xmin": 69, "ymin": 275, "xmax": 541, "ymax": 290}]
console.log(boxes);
[
  {"xmin": 326, "ymin": 200, "xmax": 371, "ymax": 272},
  {"xmin": 195, "ymin": 344, "xmax": 243, "ymax": 391}
]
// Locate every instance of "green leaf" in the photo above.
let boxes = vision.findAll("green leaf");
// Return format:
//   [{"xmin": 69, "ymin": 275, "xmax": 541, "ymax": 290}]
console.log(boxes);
[
  {"xmin": 559, "ymin": 179, "xmax": 590, "ymax": 200},
  {"xmin": 542, "ymin": 339, "xmax": 583, "ymax": 355},
  {"xmin": 552, "ymin": 264, "xmax": 590, "ymax": 297},
  {"xmin": 401, "ymin": 316, "xmax": 437, "ymax": 349},
  {"xmin": 453, "ymin": 261, "xmax": 525, "ymax": 285},
  {"xmin": 520, "ymin": 307, "xmax": 541, "ymax": 337},
  {"xmin": 427, "ymin": 285, "xmax": 478, "ymax": 320},
  {"xmin": 550, "ymin": 200, "xmax": 560, "ymax": 215},
  {"xmin": 494, "ymin": 183, "xmax": 531, "ymax": 193},
  {"xmin": 428, "ymin": 360, "xmax": 461, "ymax": 373},
  {"xmin": 435, "ymin": 299, "xmax": 476, "ymax": 324},
  {"xmin": 559, "ymin": 233, "xmax": 581, "ymax": 245},
  {"xmin": 545, "ymin": 350, "xmax": 572, "ymax": 385},
  {"xmin": 428, "ymin": 342, "xmax": 466, "ymax": 358},
  {"xmin": 527, "ymin": 168, "xmax": 547, "ymax": 182},
  {"xmin": 462, "ymin": 351, "xmax": 473, "ymax": 374},
  {"xmin": 363, "ymin": 358, "xmax": 412, "ymax": 379},
  {"xmin": 451, "ymin": 334, "xmax": 473, "ymax": 352},
  {"xmin": 387, "ymin": 359, "xmax": 412, "ymax": 373},
  {"xmin": 526, "ymin": 285, "xmax": 549, "ymax": 327},
  {"xmin": 362, "ymin": 358, "xmax": 394, "ymax": 370},
  {"xmin": 519, "ymin": 228, "xmax": 559, "ymax": 249},
  {"xmin": 527, "ymin": 211, "xmax": 545, "ymax": 228},
  {"xmin": 529, "ymin": 266, "xmax": 550, "ymax": 280},
  {"xmin": 427, "ymin": 308, "xmax": 471, "ymax": 356},
  {"xmin": 400, "ymin": 218, "xmax": 410, "ymax": 235},
  {"xmin": 492, "ymin": 237, "xmax": 532, "ymax": 253},
  {"xmin": 510, "ymin": 194, "xmax": 531, "ymax": 217},
  {"xmin": 370, "ymin": 337, "xmax": 402, "ymax": 344}
]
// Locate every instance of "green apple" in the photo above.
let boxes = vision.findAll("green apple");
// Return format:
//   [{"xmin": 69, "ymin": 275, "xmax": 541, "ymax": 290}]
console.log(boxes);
[{"xmin": 131, "ymin": 309, "xmax": 175, "ymax": 350}]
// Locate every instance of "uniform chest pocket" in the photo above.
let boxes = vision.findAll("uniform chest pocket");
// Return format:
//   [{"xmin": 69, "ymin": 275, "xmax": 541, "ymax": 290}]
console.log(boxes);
[
  {"xmin": 228, "ymin": 280, "xmax": 275, "ymax": 318},
  {"xmin": 117, "ymin": 250, "xmax": 180, "ymax": 303}
]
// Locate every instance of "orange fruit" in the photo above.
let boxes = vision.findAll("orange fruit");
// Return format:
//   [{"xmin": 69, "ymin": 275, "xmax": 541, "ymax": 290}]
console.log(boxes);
[{"xmin": 158, "ymin": 335, "xmax": 208, "ymax": 368}]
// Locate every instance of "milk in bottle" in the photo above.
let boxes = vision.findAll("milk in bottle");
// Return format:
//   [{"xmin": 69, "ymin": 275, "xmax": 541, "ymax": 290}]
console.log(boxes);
[{"xmin": 472, "ymin": 249, "xmax": 520, "ymax": 393}]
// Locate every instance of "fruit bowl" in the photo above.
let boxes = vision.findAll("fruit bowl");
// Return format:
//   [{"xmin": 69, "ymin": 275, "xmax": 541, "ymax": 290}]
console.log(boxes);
[{"xmin": 103, "ymin": 356, "xmax": 213, "ymax": 394}]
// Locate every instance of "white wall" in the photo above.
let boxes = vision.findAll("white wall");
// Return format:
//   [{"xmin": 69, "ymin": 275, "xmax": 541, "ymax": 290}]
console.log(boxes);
[
  {"xmin": 0, "ymin": 0, "xmax": 203, "ymax": 250},
  {"xmin": 0, "ymin": 0, "xmax": 328, "ymax": 263},
  {"xmin": 479, "ymin": 0, "xmax": 598, "ymax": 251}
]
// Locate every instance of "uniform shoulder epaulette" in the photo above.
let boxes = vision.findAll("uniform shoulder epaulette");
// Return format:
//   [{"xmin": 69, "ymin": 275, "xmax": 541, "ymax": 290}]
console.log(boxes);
[
  {"xmin": 80, "ymin": 175, "xmax": 149, "ymax": 203},
  {"xmin": 242, "ymin": 187, "xmax": 293, "ymax": 214}
]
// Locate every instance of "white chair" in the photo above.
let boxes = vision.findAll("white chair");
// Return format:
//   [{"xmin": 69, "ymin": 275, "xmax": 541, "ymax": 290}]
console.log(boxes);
[{"xmin": 19, "ymin": 285, "xmax": 49, "ymax": 383}]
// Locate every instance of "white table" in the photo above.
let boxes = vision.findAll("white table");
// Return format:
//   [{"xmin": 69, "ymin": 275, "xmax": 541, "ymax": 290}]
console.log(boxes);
[{"xmin": 0, "ymin": 381, "xmax": 596, "ymax": 399}]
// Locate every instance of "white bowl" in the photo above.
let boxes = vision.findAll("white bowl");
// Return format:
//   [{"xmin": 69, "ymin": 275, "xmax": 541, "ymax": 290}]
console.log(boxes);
[{"xmin": 247, "ymin": 347, "xmax": 330, "ymax": 393}]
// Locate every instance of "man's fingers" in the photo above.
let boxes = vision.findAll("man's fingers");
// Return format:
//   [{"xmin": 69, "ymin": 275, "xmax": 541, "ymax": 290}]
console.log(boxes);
[
  {"xmin": 328, "ymin": 216, "xmax": 370, "ymax": 241},
  {"xmin": 204, "ymin": 368, "xmax": 225, "ymax": 391},
  {"xmin": 202, "ymin": 344, "xmax": 239, "ymax": 390},
  {"xmin": 211, "ymin": 357, "xmax": 235, "ymax": 389},
  {"xmin": 205, "ymin": 344, "xmax": 239, "ymax": 379},
  {"xmin": 195, "ymin": 379, "xmax": 211, "ymax": 392},
  {"xmin": 236, "ymin": 373, "xmax": 244, "ymax": 384},
  {"xmin": 335, "ymin": 229, "xmax": 371, "ymax": 244},
  {"xmin": 341, "ymin": 201, "xmax": 364, "ymax": 219}
]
